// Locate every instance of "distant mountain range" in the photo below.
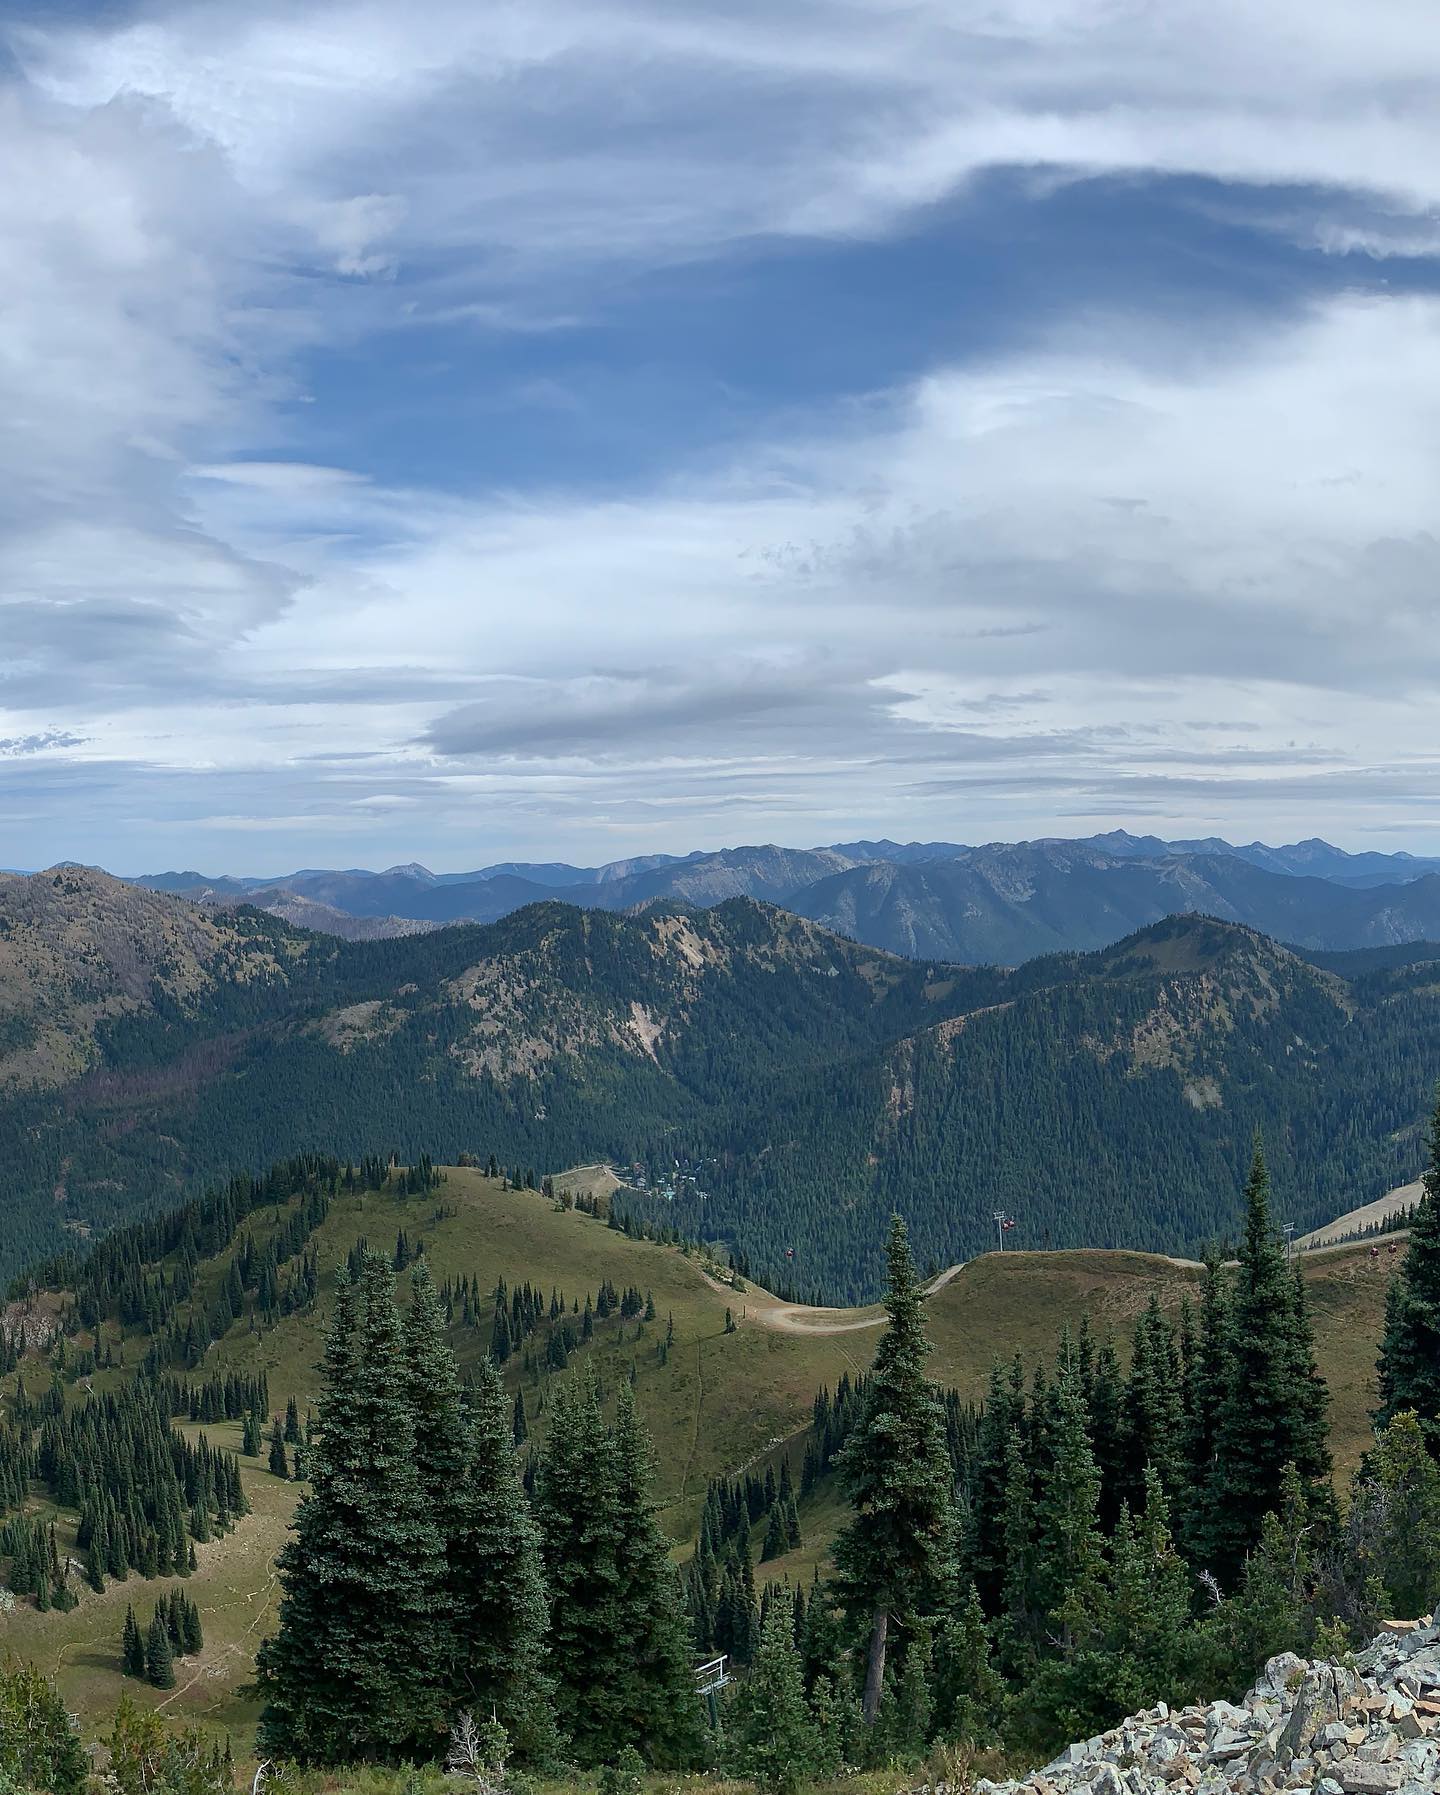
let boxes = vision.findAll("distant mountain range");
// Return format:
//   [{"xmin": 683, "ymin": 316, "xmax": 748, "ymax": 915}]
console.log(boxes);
[{"xmin": 126, "ymin": 831, "xmax": 1440, "ymax": 962}]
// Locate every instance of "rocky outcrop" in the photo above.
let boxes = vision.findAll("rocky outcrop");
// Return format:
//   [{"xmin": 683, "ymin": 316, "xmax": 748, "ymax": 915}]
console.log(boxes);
[{"xmin": 977, "ymin": 1620, "xmax": 1440, "ymax": 1795}]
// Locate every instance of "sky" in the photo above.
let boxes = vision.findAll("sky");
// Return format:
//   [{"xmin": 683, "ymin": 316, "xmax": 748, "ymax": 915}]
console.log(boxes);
[{"xmin": 6, "ymin": 1, "xmax": 1440, "ymax": 874}]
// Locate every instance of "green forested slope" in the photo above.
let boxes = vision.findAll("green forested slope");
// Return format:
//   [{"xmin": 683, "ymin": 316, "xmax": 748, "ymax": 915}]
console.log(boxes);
[
  {"xmin": 4, "ymin": 870, "xmax": 1440, "ymax": 1299},
  {"xmin": 0, "ymin": 879, "xmax": 958, "ymax": 1282}
]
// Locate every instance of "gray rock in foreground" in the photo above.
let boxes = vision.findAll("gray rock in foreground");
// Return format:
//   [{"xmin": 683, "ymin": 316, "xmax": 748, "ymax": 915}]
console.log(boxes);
[{"xmin": 973, "ymin": 1620, "xmax": 1440, "ymax": 1795}]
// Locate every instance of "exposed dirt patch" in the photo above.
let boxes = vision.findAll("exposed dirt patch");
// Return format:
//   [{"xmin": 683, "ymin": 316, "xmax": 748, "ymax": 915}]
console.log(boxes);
[{"xmin": 314, "ymin": 999, "xmax": 405, "ymax": 1053}]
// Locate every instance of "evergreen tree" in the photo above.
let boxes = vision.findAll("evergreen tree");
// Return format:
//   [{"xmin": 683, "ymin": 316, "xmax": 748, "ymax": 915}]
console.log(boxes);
[
  {"xmin": 534, "ymin": 1372, "xmax": 621, "ymax": 1762},
  {"xmin": 145, "ymin": 1610, "xmax": 175, "ymax": 1690},
  {"xmin": 1119, "ymin": 1298, "xmax": 1185, "ymax": 1519},
  {"xmin": 761, "ymin": 1504, "xmax": 787, "ymax": 1562},
  {"xmin": 833, "ymin": 1216, "xmax": 958, "ymax": 1725},
  {"xmin": 1182, "ymin": 1256, "xmax": 1229, "ymax": 1554},
  {"xmin": 1356, "ymin": 1410, "xmax": 1440, "ymax": 1620},
  {"xmin": 267, "ymin": 1420, "xmax": 288, "ymax": 1479},
  {"xmin": 965, "ymin": 1360, "xmax": 1017, "ymax": 1608},
  {"xmin": 728, "ymin": 1599, "xmax": 818, "ymax": 1794},
  {"xmin": 448, "ymin": 1357, "xmax": 556, "ymax": 1761},
  {"xmin": 932, "ymin": 1581, "xmax": 1003, "ymax": 1747},
  {"xmin": 0, "ymin": 1661, "xmax": 89, "ymax": 1795},
  {"xmin": 875, "ymin": 1618, "xmax": 935, "ymax": 1762},
  {"xmin": 1204, "ymin": 1141, "xmax": 1330, "ymax": 1582},
  {"xmin": 1282, "ymin": 1265, "xmax": 1334, "ymax": 1499},
  {"xmin": 400, "ymin": 1257, "xmax": 473, "ymax": 1665},
  {"xmin": 1377, "ymin": 1092, "xmax": 1440, "ymax": 1451},
  {"xmin": 1092, "ymin": 1469, "xmax": 1196, "ymax": 1718},
  {"xmin": 1087, "ymin": 1336, "xmax": 1127, "ymax": 1534},
  {"xmin": 997, "ymin": 1427, "xmax": 1037, "ymax": 1671},
  {"xmin": 806, "ymin": 1675, "xmax": 850, "ymax": 1781},
  {"xmin": 1209, "ymin": 1466, "xmax": 1314, "ymax": 1680},
  {"xmin": 256, "ymin": 1256, "xmax": 448, "ymax": 1762},
  {"xmin": 610, "ymin": 1382, "xmax": 704, "ymax": 1765},
  {"xmin": 121, "ymin": 1605, "xmax": 146, "ymax": 1679},
  {"xmin": 1032, "ymin": 1354, "xmax": 1105, "ymax": 1654},
  {"xmin": 535, "ymin": 1371, "xmax": 700, "ymax": 1766}
]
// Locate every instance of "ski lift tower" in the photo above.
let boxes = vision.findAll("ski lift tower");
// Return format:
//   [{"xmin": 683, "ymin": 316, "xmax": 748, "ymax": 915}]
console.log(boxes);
[
  {"xmin": 696, "ymin": 1654, "xmax": 729, "ymax": 1727},
  {"xmin": 993, "ymin": 1210, "xmax": 1013, "ymax": 1252}
]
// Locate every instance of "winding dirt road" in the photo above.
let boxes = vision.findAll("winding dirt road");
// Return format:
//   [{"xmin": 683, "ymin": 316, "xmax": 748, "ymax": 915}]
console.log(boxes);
[{"xmin": 701, "ymin": 1259, "xmax": 967, "ymax": 1336}]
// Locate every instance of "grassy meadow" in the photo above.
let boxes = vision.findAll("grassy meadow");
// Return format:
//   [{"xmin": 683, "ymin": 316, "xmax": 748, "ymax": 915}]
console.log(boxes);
[{"xmin": 0, "ymin": 1167, "xmax": 1395, "ymax": 1759}]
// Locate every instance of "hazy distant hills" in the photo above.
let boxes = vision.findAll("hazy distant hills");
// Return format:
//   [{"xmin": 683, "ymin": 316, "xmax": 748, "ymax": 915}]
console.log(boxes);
[
  {"xmin": 789, "ymin": 846, "xmax": 1440, "ymax": 964},
  {"xmin": 131, "ymin": 831, "xmax": 1440, "ymax": 961}
]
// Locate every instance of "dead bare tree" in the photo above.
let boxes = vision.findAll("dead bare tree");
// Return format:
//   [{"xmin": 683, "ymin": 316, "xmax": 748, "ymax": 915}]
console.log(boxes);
[{"xmin": 445, "ymin": 1711, "xmax": 510, "ymax": 1794}]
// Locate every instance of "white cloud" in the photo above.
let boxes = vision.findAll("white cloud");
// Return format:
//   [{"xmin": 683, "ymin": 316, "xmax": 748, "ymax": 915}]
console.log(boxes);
[
  {"xmin": 109, "ymin": 288, "xmax": 1440, "ymax": 867},
  {"xmin": 6, "ymin": 1, "xmax": 1440, "ymax": 868},
  {"xmin": 12, "ymin": 274, "xmax": 1440, "ymax": 864},
  {"xmin": 17, "ymin": 0, "xmax": 1440, "ymax": 275}
]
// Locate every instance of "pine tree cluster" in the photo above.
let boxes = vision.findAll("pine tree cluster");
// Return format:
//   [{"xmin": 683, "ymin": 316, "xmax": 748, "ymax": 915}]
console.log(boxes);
[
  {"xmin": 121, "ymin": 1587, "xmax": 203, "ymax": 1686},
  {"xmin": 441, "ymin": 1271, "xmax": 656, "ymax": 1367},
  {"xmin": 0, "ymin": 1375, "xmax": 246, "ymax": 1598},
  {"xmin": 255, "ymin": 1253, "xmax": 699, "ymax": 1770},
  {"xmin": 731, "ymin": 1143, "xmax": 1440, "ymax": 1781},
  {"xmin": 0, "ymin": 1516, "xmax": 78, "ymax": 1611},
  {"xmin": 686, "ymin": 1460, "xmax": 805, "ymax": 1659}
]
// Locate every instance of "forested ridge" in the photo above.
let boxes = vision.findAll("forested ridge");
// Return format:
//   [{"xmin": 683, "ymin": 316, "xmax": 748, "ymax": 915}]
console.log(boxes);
[{"xmin": 6, "ymin": 869, "xmax": 1440, "ymax": 1297}]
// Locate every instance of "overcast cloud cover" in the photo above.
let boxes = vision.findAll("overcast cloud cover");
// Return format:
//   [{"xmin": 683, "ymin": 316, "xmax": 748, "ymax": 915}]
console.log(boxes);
[{"xmin": 6, "ymin": 0, "xmax": 1440, "ymax": 872}]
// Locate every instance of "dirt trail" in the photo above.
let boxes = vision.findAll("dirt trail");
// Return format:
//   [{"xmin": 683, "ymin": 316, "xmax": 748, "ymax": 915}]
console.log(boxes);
[
  {"xmin": 1298, "ymin": 1179, "xmax": 1421, "ymax": 1250},
  {"xmin": 699, "ymin": 1222, "xmax": 1398, "ymax": 1340},
  {"xmin": 702, "ymin": 1259, "xmax": 966, "ymax": 1336}
]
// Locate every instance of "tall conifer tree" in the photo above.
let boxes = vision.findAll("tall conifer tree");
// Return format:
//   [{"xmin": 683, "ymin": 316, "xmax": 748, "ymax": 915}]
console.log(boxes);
[
  {"xmin": 449, "ymin": 1358, "xmax": 556, "ymax": 1761},
  {"xmin": 121, "ymin": 1606, "xmax": 146, "ymax": 1680},
  {"xmin": 1032, "ymin": 1354, "xmax": 1105, "ymax": 1653},
  {"xmin": 834, "ymin": 1215, "xmax": 957, "ymax": 1726},
  {"xmin": 965, "ymin": 1360, "xmax": 1017, "ymax": 1609},
  {"xmin": 256, "ymin": 1256, "xmax": 447, "ymax": 1762},
  {"xmin": 535, "ymin": 1370, "xmax": 699, "ymax": 1766},
  {"xmin": 1377, "ymin": 1091, "xmax": 1440, "ymax": 1451},
  {"xmin": 1177, "ymin": 1249, "xmax": 1220, "ymax": 1558},
  {"xmin": 144, "ymin": 1611, "xmax": 175, "ymax": 1690},
  {"xmin": 610, "ymin": 1383, "xmax": 703, "ymax": 1766},
  {"xmin": 534, "ymin": 1372, "xmax": 623, "ymax": 1761},
  {"xmin": 1203, "ymin": 1141, "xmax": 1330, "ymax": 1583},
  {"xmin": 728, "ymin": 1601, "xmax": 817, "ymax": 1795},
  {"xmin": 1119, "ymin": 1299, "xmax": 1185, "ymax": 1521}
]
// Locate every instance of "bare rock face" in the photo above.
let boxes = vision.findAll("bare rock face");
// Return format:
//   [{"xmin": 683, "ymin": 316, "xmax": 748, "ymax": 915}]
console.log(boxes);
[
  {"xmin": 970, "ymin": 1621, "xmax": 1440, "ymax": 1795},
  {"xmin": 1279, "ymin": 1664, "xmax": 1366, "ymax": 1756}
]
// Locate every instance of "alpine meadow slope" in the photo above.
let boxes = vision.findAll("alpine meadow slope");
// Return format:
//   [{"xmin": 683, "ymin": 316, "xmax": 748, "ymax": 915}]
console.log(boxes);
[{"xmin": 0, "ymin": 1166, "xmax": 1398, "ymax": 1756}]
